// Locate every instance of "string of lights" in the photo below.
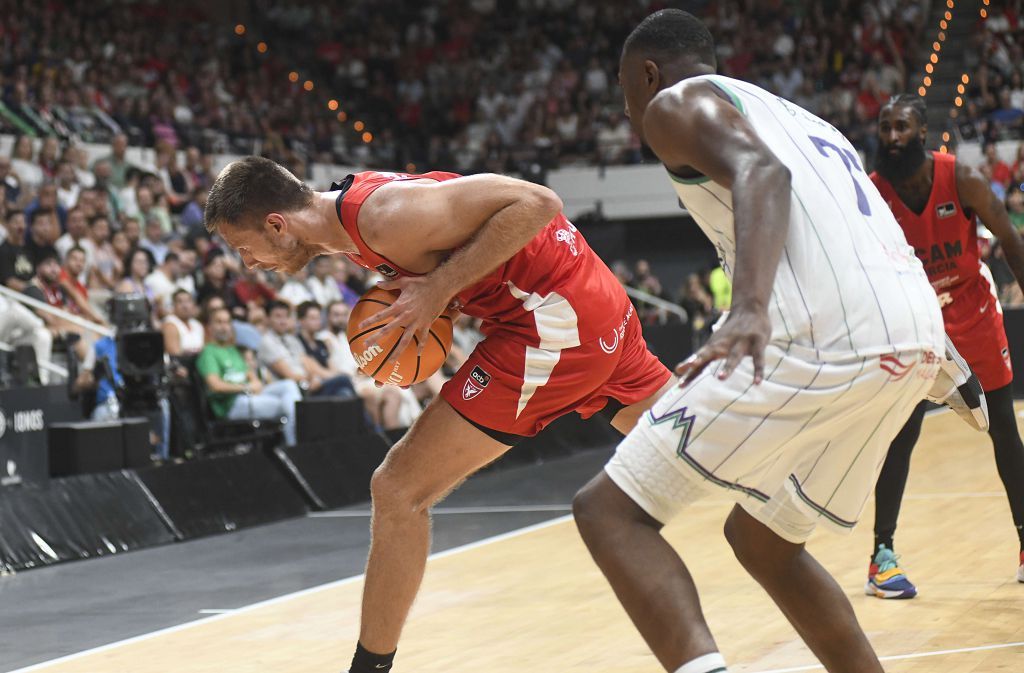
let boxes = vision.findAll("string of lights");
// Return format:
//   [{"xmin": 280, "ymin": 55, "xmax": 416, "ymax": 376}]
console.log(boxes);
[
  {"xmin": 937, "ymin": 0, "xmax": 989, "ymax": 152},
  {"xmin": 232, "ymin": 22, "xmax": 376, "ymax": 149}
]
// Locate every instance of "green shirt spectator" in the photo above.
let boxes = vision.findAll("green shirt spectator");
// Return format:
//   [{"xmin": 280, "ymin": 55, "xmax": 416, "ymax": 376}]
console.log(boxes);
[
  {"xmin": 1007, "ymin": 190, "xmax": 1024, "ymax": 230},
  {"xmin": 196, "ymin": 342, "xmax": 248, "ymax": 418}
]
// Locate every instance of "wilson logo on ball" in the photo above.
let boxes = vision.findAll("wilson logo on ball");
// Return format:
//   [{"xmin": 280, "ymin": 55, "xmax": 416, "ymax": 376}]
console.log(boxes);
[{"xmin": 355, "ymin": 343, "xmax": 384, "ymax": 370}]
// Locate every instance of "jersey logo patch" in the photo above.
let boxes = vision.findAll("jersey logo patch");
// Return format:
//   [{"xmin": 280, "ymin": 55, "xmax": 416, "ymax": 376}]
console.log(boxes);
[
  {"xmin": 936, "ymin": 202, "xmax": 957, "ymax": 218},
  {"xmin": 880, "ymin": 355, "xmax": 914, "ymax": 381},
  {"xmin": 375, "ymin": 263, "xmax": 398, "ymax": 278},
  {"xmin": 462, "ymin": 366, "xmax": 491, "ymax": 400}
]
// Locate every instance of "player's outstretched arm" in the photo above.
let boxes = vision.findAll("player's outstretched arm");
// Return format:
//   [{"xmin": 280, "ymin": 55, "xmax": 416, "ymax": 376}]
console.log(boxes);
[
  {"xmin": 957, "ymin": 163, "xmax": 1024, "ymax": 296},
  {"xmin": 643, "ymin": 82, "xmax": 791, "ymax": 384},
  {"xmin": 359, "ymin": 174, "xmax": 562, "ymax": 361}
]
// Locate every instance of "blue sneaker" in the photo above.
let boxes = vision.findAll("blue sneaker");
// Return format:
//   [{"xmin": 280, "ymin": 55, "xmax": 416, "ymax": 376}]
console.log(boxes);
[{"xmin": 865, "ymin": 545, "xmax": 917, "ymax": 599}]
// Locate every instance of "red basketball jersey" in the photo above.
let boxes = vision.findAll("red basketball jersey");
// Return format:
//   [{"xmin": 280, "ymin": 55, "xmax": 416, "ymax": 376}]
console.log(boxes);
[
  {"xmin": 331, "ymin": 171, "xmax": 628, "ymax": 347},
  {"xmin": 870, "ymin": 152, "xmax": 995, "ymax": 334}
]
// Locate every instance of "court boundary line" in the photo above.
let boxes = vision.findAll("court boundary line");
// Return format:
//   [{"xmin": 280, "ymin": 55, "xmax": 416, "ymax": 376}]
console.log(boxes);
[
  {"xmin": 306, "ymin": 491, "xmax": 1006, "ymax": 520},
  {"xmin": 309, "ymin": 504, "xmax": 573, "ymax": 517},
  {"xmin": 5, "ymin": 514, "xmax": 574, "ymax": 673},
  {"xmin": 749, "ymin": 640, "xmax": 1024, "ymax": 673}
]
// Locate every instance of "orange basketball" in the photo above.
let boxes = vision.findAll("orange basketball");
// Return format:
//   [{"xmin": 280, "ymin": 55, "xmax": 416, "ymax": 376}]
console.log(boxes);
[{"xmin": 347, "ymin": 286, "xmax": 453, "ymax": 386}]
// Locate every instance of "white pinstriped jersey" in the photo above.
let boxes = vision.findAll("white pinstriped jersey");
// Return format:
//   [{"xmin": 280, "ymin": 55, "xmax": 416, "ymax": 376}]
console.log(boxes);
[{"xmin": 669, "ymin": 75, "xmax": 945, "ymax": 361}]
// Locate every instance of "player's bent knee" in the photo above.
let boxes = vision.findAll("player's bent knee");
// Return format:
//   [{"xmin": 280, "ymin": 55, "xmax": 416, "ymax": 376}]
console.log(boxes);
[
  {"xmin": 572, "ymin": 476, "xmax": 616, "ymax": 538},
  {"xmin": 724, "ymin": 506, "xmax": 801, "ymax": 574},
  {"xmin": 369, "ymin": 464, "xmax": 426, "ymax": 517},
  {"xmin": 573, "ymin": 473, "xmax": 658, "ymax": 542}
]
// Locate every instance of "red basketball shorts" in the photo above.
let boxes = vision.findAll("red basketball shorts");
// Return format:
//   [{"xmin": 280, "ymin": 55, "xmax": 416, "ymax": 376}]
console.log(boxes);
[
  {"xmin": 948, "ymin": 308, "xmax": 1013, "ymax": 392},
  {"xmin": 441, "ymin": 302, "xmax": 672, "ymax": 442}
]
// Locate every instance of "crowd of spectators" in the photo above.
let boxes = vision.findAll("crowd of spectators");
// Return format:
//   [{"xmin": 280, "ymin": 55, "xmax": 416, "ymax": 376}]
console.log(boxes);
[
  {"xmin": 975, "ymin": 137, "xmax": 1024, "ymax": 307},
  {"xmin": 1, "ymin": 0, "xmax": 927, "ymax": 176},
  {"xmin": 0, "ymin": 130, "xmax": 490, "ymax": 459},
  {"xmin": 959, "ymin": 1, "xmax": 1024, "ymax": 143}
]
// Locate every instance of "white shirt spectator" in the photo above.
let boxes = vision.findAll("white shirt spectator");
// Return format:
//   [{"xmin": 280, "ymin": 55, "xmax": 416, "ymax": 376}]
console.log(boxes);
[
  {"xmin": 145, "ymin": 268, "xmax": 178, "ymax": 311},
  {"xmin": 278, "ymin": 279, "xmax": 314, "ymax": 307},
  {"xmin": 146, "ymin": 266, "xmax": 197, "ymax": 311},
  {"xmin": 57, "ymin": 183, "xmax": 80, "ymax": 211},
  {"xmin": 772, "ymin": 66, "xmax": 803, "ymax": 101},
  {"xmin": 318, "ymin": 329, "xmax": 358, "ymax": 377},
  {"xmin": 584, "ymin": 65, "xmax": 609, "ymax": 95},
  {"xmin": 306, "ymin": 275, "xmax": 342, "ymax": 308},
  {"xmin": 11, "ymin": 159, "xmax": 43, "ymax": 190},
  {"xmin": 164, "ymin": 314, "xmax": 204, "ymax": 354},
  {"xmin": 258, "ymin": 330, "xmax": 308, "ymax": 380},
  {"xmin": 597, "ymin": 117, "xmax": 632, "ymax": 163}
]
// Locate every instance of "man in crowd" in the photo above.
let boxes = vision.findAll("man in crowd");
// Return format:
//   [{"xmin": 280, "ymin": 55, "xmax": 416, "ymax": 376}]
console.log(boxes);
[
  {"xmin": 24, "ymin": 182, "xmax": 67, "ymax": 232},
  {"xmin": 318, "ymin": 299, "xmax": 419, "ymax": 431},
  {"xmin": 197, "ymin": 306, "xmax": 302, "ymax": 445},
  {"xmin": 306, "ymin": 256, "xmax": 342, "ymax": 307},
  {"xmin": 60, "ymin": 246, "xmax": 104, "ymax": 324},
  {"xmin": 93, "ymin": 133, "xmax": 132, "ymax": 189},
  {"xmin": 139, "ymin": 214, "xmax": 169, "ymax": 264},
  {"xmin": 258, "ymin": 300, "xmax": 355, "ymax": 398},
  {"xmin": 0, "ymin": 210, "xmax": 35, "ymax": 290},
  {"xmin": 23, "ymin": 250, "xmax": 97, "ymax": 373},
  {"xmin": 54, "ymin": 207, "xmax": 95, "ymax": 282},
  {"xmin": 24, "ymin": 209, "xmax": 60, "ymax": 266},
  {"xmin": 145, "ymin": 251, "xmax": 183, "ymax": 314}
]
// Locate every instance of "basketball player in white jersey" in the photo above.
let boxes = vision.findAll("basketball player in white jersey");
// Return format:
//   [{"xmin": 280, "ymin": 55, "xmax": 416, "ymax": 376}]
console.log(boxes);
[{"xmin": 572, "ymin": 10, "xmax": 947, "ymax": 673}]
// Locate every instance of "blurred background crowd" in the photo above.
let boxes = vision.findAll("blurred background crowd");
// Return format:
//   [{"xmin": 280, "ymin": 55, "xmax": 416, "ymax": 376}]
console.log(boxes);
[{"xmin": 2, "ymin": 0, "xmax": 1024, "ymax": 451}]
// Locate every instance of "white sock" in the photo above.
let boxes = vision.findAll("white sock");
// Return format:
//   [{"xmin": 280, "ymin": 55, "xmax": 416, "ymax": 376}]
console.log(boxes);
[{"xmin": 673, "ymin": 652, "xmax": 728, "ymax": 673}]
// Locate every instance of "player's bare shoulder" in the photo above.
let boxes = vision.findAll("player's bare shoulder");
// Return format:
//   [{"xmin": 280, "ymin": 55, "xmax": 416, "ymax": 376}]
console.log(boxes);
[
  {"xmin": 357, "ymin": 178, "xmax": 439, "ymax": 253},
  {"xmin": 645, "ymin": 79, "xmax": 722, "ymax": 132},
  {"xmin": 953, "ymin": 158, "xmax": 994, "ymax": 210}
]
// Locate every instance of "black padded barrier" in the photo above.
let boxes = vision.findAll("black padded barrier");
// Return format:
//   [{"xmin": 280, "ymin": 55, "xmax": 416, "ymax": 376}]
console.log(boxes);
[
  {"xmin": 276, "ymin": 433, "xmax": 391, "ymax": 510},
  {"xmin": 0, "ymin": 471, "xmax": 175, "ymax": 572},
  {"xmin": 135, "ymin": 447, "xmax": 309, "ymax": 540}
]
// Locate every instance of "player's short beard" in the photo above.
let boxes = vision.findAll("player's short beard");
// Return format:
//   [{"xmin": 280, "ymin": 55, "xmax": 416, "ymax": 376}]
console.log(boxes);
[
  {"xmin": 876, "ymin": 136, "xmax": 927, "ymax": 183},
  {"xmin": 279, "ymin": 238, "xmax": 319, "ymax": 274}
]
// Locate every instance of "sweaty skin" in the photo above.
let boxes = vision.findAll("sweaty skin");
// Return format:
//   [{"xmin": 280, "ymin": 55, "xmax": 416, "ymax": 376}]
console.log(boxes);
[{"xmin": 637, "ymin": 76, "xmax": 792, "ymax": 384}]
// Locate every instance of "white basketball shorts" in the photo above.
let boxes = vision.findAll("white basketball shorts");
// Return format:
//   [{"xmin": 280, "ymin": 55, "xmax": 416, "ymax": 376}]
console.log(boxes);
[{"xmin": 605, "ymin": 343, "xmax": 940, "ymax": 543}]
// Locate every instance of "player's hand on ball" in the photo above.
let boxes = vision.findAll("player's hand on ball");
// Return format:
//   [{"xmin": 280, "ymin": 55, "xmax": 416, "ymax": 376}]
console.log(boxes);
[
  {"xmin": 676, "ymin": 304, "xmax": 771, "ymax": 386},
  {"xmin": 360, "ymin": 275, "xmax": 452, "ymax": 370}
]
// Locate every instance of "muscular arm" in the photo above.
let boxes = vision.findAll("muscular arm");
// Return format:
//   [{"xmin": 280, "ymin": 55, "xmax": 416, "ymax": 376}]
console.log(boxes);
[
  {"xmin": 957, "ymin": 163, "xmax": 1024, "ymax": 295},
  {"xmin": 361, "ymin": 174, "xmax": 563, "ymax": 295},
  {"xmin": 644, "ymin": 82, "xmax": 792, "ymax": 315},
  {"xmin": 643, "ymin": 82, "xmax": 790, "ymax": 381},
  {"xmin": 355, "ymin": 174, "xmax": 563, "ymax": 360}
]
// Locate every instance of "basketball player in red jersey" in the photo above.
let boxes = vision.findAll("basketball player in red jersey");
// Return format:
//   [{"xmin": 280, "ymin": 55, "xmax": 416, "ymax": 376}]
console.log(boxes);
[
  {"xmin": 867, "ymin": 94, "xmax": 1024, "ymax": 597},
  {"xmin": 203, "ymin": 157, "xmax": 674, "ymax": 673}
]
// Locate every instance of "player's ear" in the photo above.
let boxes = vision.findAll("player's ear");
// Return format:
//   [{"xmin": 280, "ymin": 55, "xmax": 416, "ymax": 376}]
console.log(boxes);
[
  {"xmin": 265, "ymin": 212, "xmax": 286, "ymax": 237},
  {"xmin": 919, "ymin": 123, "xmax": 928, "ymax": 143},
  {"xmin": 644, "ymin": 59, "xmax": 660, "ymax": 92}
]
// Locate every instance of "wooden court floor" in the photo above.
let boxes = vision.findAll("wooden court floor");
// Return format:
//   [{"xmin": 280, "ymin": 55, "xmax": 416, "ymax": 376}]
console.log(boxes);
[{"xmin": 19, "ymin": 407, "xmax": 1024, "ymax": 673}]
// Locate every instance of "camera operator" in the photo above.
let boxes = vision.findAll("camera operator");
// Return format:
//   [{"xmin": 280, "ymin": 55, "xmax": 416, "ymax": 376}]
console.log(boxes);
[{"xmin": 91, "ymin": 293, "xmax": 170, "ymax": 461}]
